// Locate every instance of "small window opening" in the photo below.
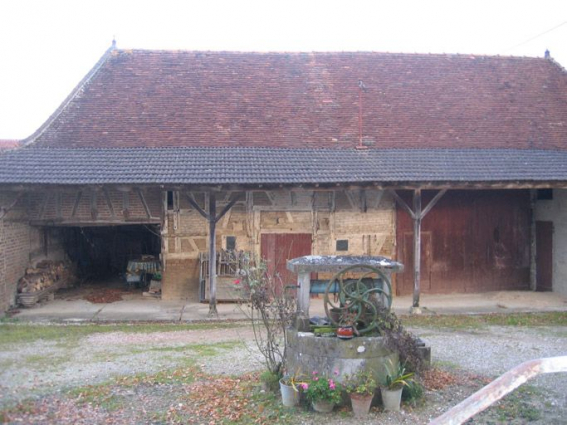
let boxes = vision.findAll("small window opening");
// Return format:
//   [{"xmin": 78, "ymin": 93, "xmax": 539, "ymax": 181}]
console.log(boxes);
[
  {"xmin": 336, "ymin": 239, "xmax": 349, "ymax": 251},
  {"xmin": 167, "ymin": 191, "xmax": 175, "ymax": 210},
  {"xmin": 537, "ymin": 189, "xmax": 553, "ymax": 200},
  {"xmin": 226, "ymin": 236, "xmax": 236, "ymax": 251}
]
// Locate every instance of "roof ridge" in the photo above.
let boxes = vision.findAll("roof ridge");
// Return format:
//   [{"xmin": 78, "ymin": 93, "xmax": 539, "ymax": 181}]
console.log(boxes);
[
  {"xmin": 22, "ymin": 42, "xmax": 116, "ymax": 147},
  {"xmin": 113, "ymin": 48, "xmax": 548, "ymax": 61}
]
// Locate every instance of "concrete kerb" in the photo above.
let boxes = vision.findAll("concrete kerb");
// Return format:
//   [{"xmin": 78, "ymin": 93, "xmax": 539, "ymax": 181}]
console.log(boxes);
[{"xmin": 8, "ymin": 290, "xmax": 567, "ymax": 323}]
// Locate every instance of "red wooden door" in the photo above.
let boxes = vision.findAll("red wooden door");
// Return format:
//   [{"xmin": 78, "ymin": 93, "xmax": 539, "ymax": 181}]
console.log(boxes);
[
  {"xmin": 396, "ymin": 232, "xmax": 432, "ymax": 296},
  {"xmin": 260, "ymin": 233, "xmax": 312, "ymax": 290},
  {"xmin": 536, "ymin": 221, "xmax": 553, "ymax": 291}
]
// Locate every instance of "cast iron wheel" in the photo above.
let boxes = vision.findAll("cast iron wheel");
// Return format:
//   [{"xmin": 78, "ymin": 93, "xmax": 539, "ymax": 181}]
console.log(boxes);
[{"xmin": 323, "ymin": 265, "xmax": 392, "ymax": 334}]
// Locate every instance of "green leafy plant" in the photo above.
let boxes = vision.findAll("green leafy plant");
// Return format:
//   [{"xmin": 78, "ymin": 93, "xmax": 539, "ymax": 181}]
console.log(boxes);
[
  {"xmin": 375, "ymin": 306, "xmax": 424, "ymax": 373},
  {"xmin": 260, "ymin": 370, "xmax": 282, "ymax": 392},
  {"xmin": 344, "ymin": 370, "xmax": 377, "ymax": 396},
  {"xmin": 381, "ymin": 361, "xmax": 414, "ymax": 390},
  {"xmin": 302, "ymin": 371, "xmax": 343, "ymax": 404},
  {"xmin": 402, "ymin": 380, "xmax": 424, "ymax": 406}
]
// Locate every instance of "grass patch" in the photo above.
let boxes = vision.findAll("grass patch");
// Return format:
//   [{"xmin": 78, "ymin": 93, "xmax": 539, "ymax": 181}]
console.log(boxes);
[
  {"xmin": 491, "ymin": 385, "xmax": 542, "ymax": 422},
  {"xmin": 0, "ymin": 321, "xmax": 248, "ymax": 347},
  {"xmin": 402, "ymin": 312, "xmax": 567, "ymax": 329},
  {"xmin": 128, "ymin": 340, "xmax": 243, "ymax": 360},
  {"xmin": 23, "ymin": 353, "xmax": 69, "ymax": 370}
]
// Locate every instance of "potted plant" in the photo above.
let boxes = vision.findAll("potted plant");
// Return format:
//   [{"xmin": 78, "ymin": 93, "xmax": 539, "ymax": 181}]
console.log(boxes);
[
  {"xmin": 279, "ymin": 370, "xmax": 306, "ymax": 407},
  {"xmin": 379, "ymin": 362, "xmax": 414, "ymax": 412},
  {"xmin": 336, "ymin": 310, "xmax": 359, "ymax": 339},
  {"xmin": 344, "ymin": 370, "xmax": 377, "ymax": 417},
  {"xmin": 303, "ymin": 371, "xmax": 343, "ymax": 413}
]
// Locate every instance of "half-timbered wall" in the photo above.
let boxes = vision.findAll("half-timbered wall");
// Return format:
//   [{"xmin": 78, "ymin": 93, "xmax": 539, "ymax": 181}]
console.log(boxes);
[{"xmin": 161, "ymin": 189, "xmax": 395, "ymax": 300}]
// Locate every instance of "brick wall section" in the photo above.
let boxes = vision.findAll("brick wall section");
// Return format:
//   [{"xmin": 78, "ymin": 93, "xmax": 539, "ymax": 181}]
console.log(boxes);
[
  {"xmin": 0, "ymin": 221, "xmax": 32, "ymax": 313},
  {"xmin": 0, "ymin": 193, "xmax": 35, "ymax": 314}
]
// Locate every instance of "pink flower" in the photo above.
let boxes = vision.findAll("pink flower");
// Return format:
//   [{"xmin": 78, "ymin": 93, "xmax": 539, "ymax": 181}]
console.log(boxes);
[
  {"xmin": 300, "ymin": 383, "xmax": 309, "ymax": 390},
  {"xmin": 329, "ymin": 379, "xmax": 336, "ymax": 390},
  {"xmin": 312, "ymin": 371, "xmax": 318, "ymax": 375},
  {"xmin": 233, "ymin": 279, "xmax": 240, "ymax": 285},
  {"xmin": 313, "ymin": 377, "xmax": 319, "ymax": 381},
  {"xmin": 333, "ymin": 369, "xmax": 339, "ymax": 376}
]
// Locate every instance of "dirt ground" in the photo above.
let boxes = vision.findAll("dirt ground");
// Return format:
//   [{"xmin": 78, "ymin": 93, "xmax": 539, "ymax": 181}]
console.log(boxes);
[{"xmin": 0, "ymin": 317, "xmax": 566, "ymax": 424}]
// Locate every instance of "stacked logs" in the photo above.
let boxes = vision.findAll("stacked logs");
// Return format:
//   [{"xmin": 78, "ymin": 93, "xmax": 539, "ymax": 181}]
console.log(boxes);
[{"xmin": 17, "ymin": 260, "xmax": 76, "ymax": 294}]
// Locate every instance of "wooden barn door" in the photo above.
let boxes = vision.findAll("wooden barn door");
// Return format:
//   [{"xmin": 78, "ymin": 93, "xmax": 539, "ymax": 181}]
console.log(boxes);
[
  {"xmin": 261, "ymin": 233, "xmax": 312, "ymax": 291},
  {"xmin": 396, "ymin": 190, "xmax": 531, "ymax": 295},
  {"xmin": 397, "ymin": 232, "xmax": 432, "ymax": 296},
  {"xmin": 536, "ymin": 221, "xmax": 553, "ymax": 291}
]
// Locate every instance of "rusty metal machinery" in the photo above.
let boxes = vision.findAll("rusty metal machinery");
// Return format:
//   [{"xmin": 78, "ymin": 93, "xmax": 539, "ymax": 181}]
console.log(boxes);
[{"xmin": 323, "ymin": 264, "xmax": 392, "ymax": 334}]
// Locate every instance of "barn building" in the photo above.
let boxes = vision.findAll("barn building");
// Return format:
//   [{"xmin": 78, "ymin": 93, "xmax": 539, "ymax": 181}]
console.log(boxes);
[{"xmin": 1, "ymin": 45, "xmax": 566, "ymax": 314}]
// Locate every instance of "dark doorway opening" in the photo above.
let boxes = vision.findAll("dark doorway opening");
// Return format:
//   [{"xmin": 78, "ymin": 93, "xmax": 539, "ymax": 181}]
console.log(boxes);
[
  {"xmin": 61, "ymin": 224, "xmax": 161, "ymax": 292},
  {"xmin": 536, "ymin": 221, "xmax": 553, "ymax": 292}
]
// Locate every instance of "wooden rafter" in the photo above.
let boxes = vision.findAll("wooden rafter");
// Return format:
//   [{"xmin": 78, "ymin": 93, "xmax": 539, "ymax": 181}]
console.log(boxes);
[
  {"xmin": 71, "ymin": 191, "xmax": 83, "ymax": 217},
  {"xmin": 90, "ymin": 190, "xmax": 98, "ymax": 220},
  {"xmin": 39, "ymin": 192, "xmax": 51, "ymax": 220},
  {"xmin": 0, "ymin": 193, "xmax": 23, "ymax": 220},
  {"xmin": 137, "ymin": 189, "xmax": 152, "ymax": 218},
  {"xmin": 122, "ymin": 191, "xmax": 130, "ymax": 218},
  {"xmin": 103, "ymin": 188, "xmax": 115, "ymax": 217}
]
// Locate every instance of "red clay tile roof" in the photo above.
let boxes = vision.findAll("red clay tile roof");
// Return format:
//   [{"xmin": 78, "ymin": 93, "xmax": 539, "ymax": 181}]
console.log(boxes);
[{"xmin": 27, "ymin": 50, "xmax": 567, "ymax": 150}]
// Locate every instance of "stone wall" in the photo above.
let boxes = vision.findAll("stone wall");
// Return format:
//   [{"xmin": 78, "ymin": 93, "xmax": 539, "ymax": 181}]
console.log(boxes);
[{"xmin": 535, "ymin": 189, "xmax": 567, "ymax": 296}]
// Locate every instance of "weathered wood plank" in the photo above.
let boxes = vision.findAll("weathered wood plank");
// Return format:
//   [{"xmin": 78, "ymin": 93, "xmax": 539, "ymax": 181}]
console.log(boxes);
[
  {"xmin": 208, "ymin": 192, "xmax": 218, "ymax": 316},
  {"xmin": 71, "ymin": 191, "xmax": 83, "ymax": 218}
]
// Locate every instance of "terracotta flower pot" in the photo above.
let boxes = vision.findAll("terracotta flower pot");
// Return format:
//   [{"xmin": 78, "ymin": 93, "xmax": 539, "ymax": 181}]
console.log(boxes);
[
  {"xmin": 350, "ymin": 392, "xmax": 373, "ymax": 417},
  {"xmin": 336, "ymin": 326, "xmax": 354, "ymax": 339}
]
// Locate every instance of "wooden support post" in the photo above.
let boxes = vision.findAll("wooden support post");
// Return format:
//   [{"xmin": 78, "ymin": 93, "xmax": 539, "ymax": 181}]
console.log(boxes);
[
  {"xmin": 390, "ymin": 189, "xmax": 447, "ymax": 312},
  {"xmin": 186, "ymin": 191, "xmax": 242, "ymax": 316},
  {"xmin": 529, "ymin": 190, "xmax": 537, "ymax": 291},
  {"xmin": 296, "ymin": 271, "xmax": 311, "ymax": 331},
  {"xmin": 208, "ymin": 192, "xmax": 218, "ymax": 317},
  {"xmin": 412, "ymin": 189, "xmax": 422, "ymax": 310}
]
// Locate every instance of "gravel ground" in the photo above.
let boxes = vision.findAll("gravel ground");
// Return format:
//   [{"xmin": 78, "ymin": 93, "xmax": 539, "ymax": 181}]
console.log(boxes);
[{"xmin": 1, "ymin": 323, "xmax": 566, "ymax": 424}]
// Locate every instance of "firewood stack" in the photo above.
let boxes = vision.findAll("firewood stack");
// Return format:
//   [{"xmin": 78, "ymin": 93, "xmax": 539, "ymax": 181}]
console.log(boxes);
[{"xmin": 17, "ymin": 260, "xmax": 76, "ymax": 294}]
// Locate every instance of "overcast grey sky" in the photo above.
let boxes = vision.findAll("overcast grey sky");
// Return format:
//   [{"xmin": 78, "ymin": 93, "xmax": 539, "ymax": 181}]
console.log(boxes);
[{"xmin": 0, "ymin": 0, "xmax": 566, "ymax": 140}]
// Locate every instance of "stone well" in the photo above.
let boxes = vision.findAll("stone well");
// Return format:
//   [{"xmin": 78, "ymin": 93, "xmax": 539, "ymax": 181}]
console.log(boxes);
[
  {"xmin": 284, "ymin": 255, "xmax": 405, "ymax": 383},
  {"xmin": 285, "ymin": 330, "xmax": 398, "ymax": 384}
]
